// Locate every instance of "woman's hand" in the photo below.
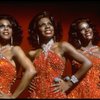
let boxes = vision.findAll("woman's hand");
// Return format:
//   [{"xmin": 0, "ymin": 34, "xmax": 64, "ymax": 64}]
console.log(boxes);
[
  {"xmin": 0, "ymin": 91, "xmax": 11, "ymax": 99},
  {"xmin": 51, "ymin": 78, "xmax": 73, "ymax": 93}
]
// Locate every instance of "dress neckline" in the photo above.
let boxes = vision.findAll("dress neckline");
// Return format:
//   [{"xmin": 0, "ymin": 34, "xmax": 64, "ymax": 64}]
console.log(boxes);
[{"xmin": 41, "ymin": 39, "xmax": 54, "ymax": 58}]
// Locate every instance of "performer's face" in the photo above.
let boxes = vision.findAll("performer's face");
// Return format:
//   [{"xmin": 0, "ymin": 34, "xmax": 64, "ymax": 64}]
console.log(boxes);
[
  {"xmin": 38, "ymin": 17, "xmax": 54, "ymax": 38},
  {"xmin": 0, "ymin": 19, "xmax": 12, "ymax": 40},
  {"xmin": 78, "ymin": 21, "xmax": 93, "ymax": 40}
]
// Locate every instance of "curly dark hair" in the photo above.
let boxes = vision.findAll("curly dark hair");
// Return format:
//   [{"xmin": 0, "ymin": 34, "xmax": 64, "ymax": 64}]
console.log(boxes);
[
  {"xmin": 28, "ymin": 11, "xmax": 62, "ymax": 49},
  {"xmin": 68, "ymin": 18, "xmax": 100, "ymax": 49},
  {"xmin": 0, "ymin": 15, "xmax": 23, "ymax": 45}
]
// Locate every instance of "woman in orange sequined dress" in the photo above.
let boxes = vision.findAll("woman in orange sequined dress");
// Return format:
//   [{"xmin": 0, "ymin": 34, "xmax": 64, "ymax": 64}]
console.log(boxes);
[
  {"xmin": 68, "ymin": 18, "xmax": 100, "ymax": 98},
  {"xmin": 0, "ymin": 15, "xmax": 36, "ymax": 98},
  {"xmin": 0, "ymin": 55, "xmax": 16, "ymax": 96},
  {"xmin": 27, "ymin": 11, "xmax": 92, "ymax": 99}
]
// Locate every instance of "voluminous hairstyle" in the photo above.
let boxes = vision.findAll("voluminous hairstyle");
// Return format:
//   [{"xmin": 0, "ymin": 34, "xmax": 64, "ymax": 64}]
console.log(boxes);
[
  {"xmin": 0, "ymin": 15, "xmax": 23, "ymax": 45},
  {"xmin": 68, "ymin": 18, "xmax": 100, "ymax": 49},
  {"xmin": 28, "ymin": 11, "xmax": 62, "ymax": 49}
]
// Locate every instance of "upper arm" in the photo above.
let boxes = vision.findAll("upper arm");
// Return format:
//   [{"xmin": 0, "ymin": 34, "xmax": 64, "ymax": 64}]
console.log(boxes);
[
  {"xmin": 12, "ymin": 46, "xmax": 35, "ymax": 71},
  {"xmin": 61, "ymin": 42, "xmax": 91, "ymax": 64}
]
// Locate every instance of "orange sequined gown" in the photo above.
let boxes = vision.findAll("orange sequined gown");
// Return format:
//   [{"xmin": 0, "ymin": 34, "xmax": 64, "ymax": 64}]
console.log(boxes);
[
  {"xmin": 28, "ymin": 51, "xmax": 67, "ymax": 99},
  {"xmin": 67, "ymin": 46, "xmax": 100, "ymax": 98},
  {"xmin": 0, "ymin": 54, "xmax": 16, "ymax": 96}
]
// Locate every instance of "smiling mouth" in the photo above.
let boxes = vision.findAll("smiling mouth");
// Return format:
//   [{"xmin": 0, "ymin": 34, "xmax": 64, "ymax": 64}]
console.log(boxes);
[
  {"xmin": 86, "ymin": 32, "xmax": 93, "ymax": 36},
  {"xmin": 86, "ymin": 34, "xmax": 91, "ymax": 37},
  {"xmin": 3, "ymin": 32, "xmax": 9, "ymax": 35},
  {"xmin": 45, "ymin": 30, "xmax": 51, "ymax": 33}
]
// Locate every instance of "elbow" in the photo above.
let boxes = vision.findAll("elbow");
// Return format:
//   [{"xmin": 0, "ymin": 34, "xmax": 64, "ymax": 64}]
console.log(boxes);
[
  {"xmin": 30, "ymin": 69, "xmax": 37, "ymax": 76},
  {"xmin": 86, "ymin": 60, "xmax": 92, "ymax": 69},
  {"xmin": 27, "ymin": 68, "xmax": 37, "ymax": 78}
]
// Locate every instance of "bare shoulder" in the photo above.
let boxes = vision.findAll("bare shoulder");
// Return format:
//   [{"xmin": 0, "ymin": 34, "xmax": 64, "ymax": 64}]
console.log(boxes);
[
  {"xmin": 12, "ymin": 46, "xmax": 23, "ymax": 52},
  {"xmin": 88, "ymin": 45, "xmax": 100, "ymax": 53},
  {"xmin": 12, "ymin": 46, "xmax": 22, "ymax": 50},
  {"xmin": 96, "ymin": 45, "xmax": 100, "ymax": 50},
  {"xmin": 53, "ymin": 41, "xmax": 76, "ymax": 55},
  {"xmin": 59, "ymin": 41, "xmax": 75, "ymax": 51},
  {"xmin": 29, "ymin": 49, "xmax": 41, "ymax": 58},
  {"xmin": 29, "ymin": 50, "xmax": 36, "ymax": 56},
  {"xmin": 11, "ymin": 46, "xmax": 25, "ymax": 57},
  {"xmin": 94, "ymin": 45, "xmax": 100, "ymax": 52},
  {"xmin": 61, "ymin": 41, "xmax": 73, "ymax": 47}
]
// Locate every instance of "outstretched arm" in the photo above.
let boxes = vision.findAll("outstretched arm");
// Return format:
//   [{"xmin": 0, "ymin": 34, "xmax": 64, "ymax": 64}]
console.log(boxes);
[{"xmin": 11, "ymin": 46, "xmax": 36, "ymax": 98}]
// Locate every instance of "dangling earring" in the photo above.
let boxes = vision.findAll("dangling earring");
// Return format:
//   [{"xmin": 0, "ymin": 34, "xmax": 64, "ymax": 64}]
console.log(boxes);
[
  {"xmin": 53, "ymin": 36, "xmax": 56, "ymax": 42},
  {"xmin": 37, "ymin": 35, "xmax": 40, "ymax": 45},
  {"xmin": 78, "ymin": 40, "xmax": 81, "ymax": 45},
  {"xmin": 11, "ymin": 36, "xmax": 13, "ymax": 45}
]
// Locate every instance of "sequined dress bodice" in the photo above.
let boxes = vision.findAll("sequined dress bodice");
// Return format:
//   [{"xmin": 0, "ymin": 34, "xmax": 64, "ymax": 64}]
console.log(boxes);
[
  {"xmin": 0, "ymin": 54, "xmax": 16, "ymax": 96},
  {"xmin": 67, "ymin": 46, "xmax": 100, "ymax": 98},
  {"xmin": 29, "ymin": 51, "xmax": 67, "ymax": 98}
]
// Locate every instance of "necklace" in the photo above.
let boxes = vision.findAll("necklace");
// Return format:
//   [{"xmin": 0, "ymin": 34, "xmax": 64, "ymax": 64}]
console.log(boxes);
[
  {"xmin": 0, "ymin": 45, "xmax": 10, "ymax": 52},
  {"xmin": 42, "ymin": 39, "xmax": 54, "ymax": 58},
  {"xmin": 81, "ymin": 46, "xmax": 100, "ymax": 58},
  {"xmin": 0, "ymin": 45, "xmax": 11, "ymax": 58}
]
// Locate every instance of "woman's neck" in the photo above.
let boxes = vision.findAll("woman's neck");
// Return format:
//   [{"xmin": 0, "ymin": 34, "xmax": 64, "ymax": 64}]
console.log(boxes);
[
  {"xmin": 41, "ymin": 39, "xmax": 54, "ymax": 58},
  {"xmin": 0, "ymin": 44, "xmax": 10, "ymax": 47},
  {"xmin": 0, "ymin": 44, "xmax": 11, "ymax": 53},
  {"xmin": 81, "ymin": 40, "xmax": 94, "ymax": 49},
  {"xmin": 40, "ymin": 38, "xmax": 54, "ymax": 45}
]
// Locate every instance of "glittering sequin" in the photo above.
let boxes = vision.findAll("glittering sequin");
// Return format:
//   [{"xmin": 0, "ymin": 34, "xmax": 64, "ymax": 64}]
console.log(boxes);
[
  {"xmin": 0, "ymin": 56, "xmax": 16, "ymax": 96},
  {"xmin": 28, "ymin": 51, "xmax": 67, "ymax": 99},
  {"xmin": 67, "ymin": 46, "xmax": 100, "ymax": 98}
]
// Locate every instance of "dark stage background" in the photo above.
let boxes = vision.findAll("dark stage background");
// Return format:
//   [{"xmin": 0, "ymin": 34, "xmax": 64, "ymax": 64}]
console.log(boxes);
[{"xmin": 0, "ymin": 0, "xmax": 100, "ymax": 98}]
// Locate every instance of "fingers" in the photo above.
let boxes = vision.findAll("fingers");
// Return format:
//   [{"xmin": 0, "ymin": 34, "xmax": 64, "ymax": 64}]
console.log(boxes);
[
  {"xmin": 0, "ymin": 91, "xmax": 9, "ymax": 98},
  {"xmin": 28, "ymin": 83, "xmax": 36, "ymax": 93},
  {"xmin": 29, "ymin": 84, "xmax": 36, "ymax": 90},
  {"xmin": 53, "ymin": 88, "xmax": 61, "ymax": 93},
  {"xmin": 52, "ymin": 86, "xmax": 66, "ymax": 93},
  {"xmin": 51, "ymin": 82, "xmax": 63, "ymax": 93},
  {"xmin": 0, "ymin": 91, "xmax": 4, "ymax": 96},
  {"xmin": 51, "ymin": 79, "xmax": 67, "ymax": 93},
  {"xmin": 0, "ymin": 93, "xmax": 2, "ymax": 97},
  {"xmin": 51, "ymin": 84, "xmax": 60, "ymax": 93},
  {"xmin": 29, "ymin": 86, "xmax": 36, "ymax": 91},
  {"xmin": 51, "ymin": 83, "xmax": 60, "ymax": 87},
  {"xmin": 52, "ymin": 86, "xmax": 65, "ymax": 93}
]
